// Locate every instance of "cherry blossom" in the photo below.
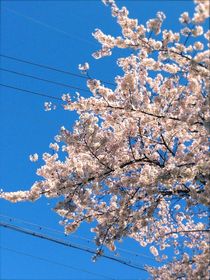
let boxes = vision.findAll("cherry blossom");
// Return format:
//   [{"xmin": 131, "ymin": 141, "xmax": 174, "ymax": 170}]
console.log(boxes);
[
  {"xmin": 29, "ymin": 153, "xmax": 39, "ymax": 162},
  {"xmin": 1, "ymin": 0, "xmax": 209, "ymax": 278},
  {"xmin": 78, "ymin": 62, "xmax": 89, "ymax": 74}
]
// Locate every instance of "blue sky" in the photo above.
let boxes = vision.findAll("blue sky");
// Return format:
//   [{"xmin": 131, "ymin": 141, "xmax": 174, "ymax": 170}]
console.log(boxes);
[{"xmin": 0, "ymin": 1, "xmax": 195, "ymax": 279}]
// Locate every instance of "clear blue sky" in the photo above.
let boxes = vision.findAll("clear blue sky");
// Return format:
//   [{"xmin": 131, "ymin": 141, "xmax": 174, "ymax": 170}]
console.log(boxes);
[{"xmin": 0, "ymin": 1, "xmax": 195, "ymax": 279}]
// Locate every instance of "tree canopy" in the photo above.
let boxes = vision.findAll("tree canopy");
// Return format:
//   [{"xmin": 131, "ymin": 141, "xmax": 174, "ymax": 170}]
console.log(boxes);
[{"xmin": 1, "ymin": 0, "xmax": 210, "ymax": 278}]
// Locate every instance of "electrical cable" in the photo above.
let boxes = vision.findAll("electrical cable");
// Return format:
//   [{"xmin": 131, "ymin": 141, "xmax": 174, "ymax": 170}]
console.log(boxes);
[
  {"xmin": 0, "ymin": 54, "xmax": 115, "ymax": 86},
  {"xmin": 0, "ymin": 83, "xmax": 62, "ymax": 101},
  {"xmin": 0, "ymin": 214, "xmax": 155, "ymax": 261},
  {"xmin": 0, "ymin": 246, "xmax": 114, "ymax": 280},
  {"xmin": 0, "ymin": 222, "xmax": 147, "ymax": 272},
  {"xmin": 0, "ymin": 67, "xmax": 90, "ymax": 92},
  {"xmin": 0, "ymin": 214, "xmax": 92, "ymax": 243}
]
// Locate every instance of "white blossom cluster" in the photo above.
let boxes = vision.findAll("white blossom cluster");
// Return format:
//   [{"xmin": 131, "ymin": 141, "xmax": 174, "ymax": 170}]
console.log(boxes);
[
  {"xmin": 78, "ymin": 62, "xmax": 89, "ymax": 73},
  {"xmin": 1, "ymin": 0, "xmax": 209, "ymax": 278},
  {"xmin": 29, "ymin": 153, "xmax": 38, "ymax": 162}
]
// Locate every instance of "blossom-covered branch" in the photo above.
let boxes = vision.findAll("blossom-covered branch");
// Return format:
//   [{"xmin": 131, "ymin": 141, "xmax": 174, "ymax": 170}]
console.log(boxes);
[{"xmin": 1, "ymin": 0, "xmax": 209, "ymax": 278}]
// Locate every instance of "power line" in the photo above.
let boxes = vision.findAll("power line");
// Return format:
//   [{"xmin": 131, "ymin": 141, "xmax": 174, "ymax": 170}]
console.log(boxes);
[
  {"xmin": 0, "ymin": 67, "xmax": 90, "ymax": 92},
  {"xmin": 0, "ymin": 54, "xmax": 115, "ymax": 86},
  {"xmin": 0, "ymin": 83, "xmax": 62, "ymax": 101},
  {"xmin": 0, "ymin": 214, "xmax": 155, "ymax": 261},
  {"xmin": 0, "ymin": 214, "xmax": 92, "ymax": 243},
  {"xmin": 0, "ymin": 246, "xmax": 113, "ymax": 280},
  {"xmin": 0, "ymin": 222, "xmax": 147, "ymax": 272},
  {"xmin": 0, "ymin": 54, "xmax": 87, "ymax": 79}
]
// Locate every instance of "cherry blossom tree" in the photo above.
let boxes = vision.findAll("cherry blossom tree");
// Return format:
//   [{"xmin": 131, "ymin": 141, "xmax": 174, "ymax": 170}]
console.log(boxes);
[{"xmin": 1, "ymin": 0, "xmax": 209, "ymax": 278}]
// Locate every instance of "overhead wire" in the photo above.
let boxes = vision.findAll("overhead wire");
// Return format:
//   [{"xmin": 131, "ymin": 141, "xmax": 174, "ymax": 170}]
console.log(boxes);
[
  {"xmin": 0, "ymin": 83, "xmax": 63, "ymax": 101},
  {"xmin": 0, "ymin": 54, "xmax": 87, "ymax": 79},
  {"xmin": 0, "ymin": 214, "xmax": 155, "ymax": 261},
  {"xmin": 0, "ymin": 246, "xmax": 114, "ymax": 280},
  {"xmin": 0, "ymin": 214, "xmax": 93, "ymax": 243},
  {"xmin": 0, "ymin": 67, "xmax": 90, "ymax": 93},
  {"xmin": 0, "ymin": 222, "xmax": 147, "ymax": 272},
  {"xmin": 0, "ymin": 54, "xmax": 115, "ymax": 86}
]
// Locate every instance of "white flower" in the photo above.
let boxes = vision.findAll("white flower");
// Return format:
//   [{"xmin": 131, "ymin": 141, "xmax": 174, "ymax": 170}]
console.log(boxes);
[
  {"xmin": 44, "ymin": 102, "xmax": 56, "ymax": 111},
  {"xmin": 78, "ymin": 62, "xmax": 89, "ymax": 72},
  {"xmin": 204, "ymin": 30, "xmax": 210, "ymax": 41},
  {"xmin": 157, "ymin": 11, "xmax": 166, "ymax": 21},
  {"xmin": 150, "ymin": 246, "xmax": 159, "ymax": 256},
  {"xmin": 62, "ymin": 94, "xmax": 71, "ymax": 102},
  {"xmin": 44, "ymin": 102, "xmax": 52, "ymax": 111},
  {"xmin": 102, "ymin": 0, "xmax": 115, "ymax": 6},
  {"xmin": 29, "ymin": 153, "xmax": 38, "ymax": 162},
  {"xmin": 49, "ymin": 143, "xmax": 59, "ymax": 152},
  {"xmin": 174, "ymin": 204, "xmax": 181, "ymax": 210},
  {"xmin": 193, "ymin": 41, "xmax": 204, "ymax": 50},
  {"xmin": 192, "ymin": 26, "xmax": 203, "ymax": 36},
  {"xmin": 179, "ymin": 12, "xmax": 190, "ymax": 24}
]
